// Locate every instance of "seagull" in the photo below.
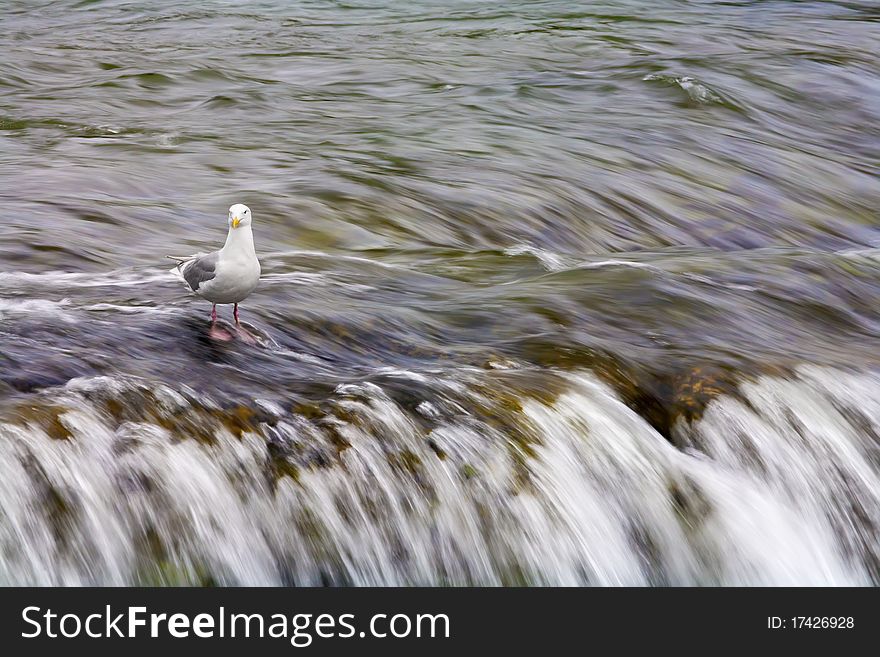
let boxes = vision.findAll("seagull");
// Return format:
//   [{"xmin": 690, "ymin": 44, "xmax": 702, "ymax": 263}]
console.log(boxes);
[{"xmin": 168, "ymin": 203, "xmax": 261, "ymax": 331}]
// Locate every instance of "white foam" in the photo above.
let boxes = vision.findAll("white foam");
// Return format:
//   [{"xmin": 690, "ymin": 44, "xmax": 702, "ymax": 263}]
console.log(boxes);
[
  {"xmin": 0, "ymin": 297, "xmax": 75, "ymax": 322},
  {"xmin": 503, "ymin": 244, "xmax": 568, "ymax": 271},
  {"xmin": 0, "ymin": 269, "xmax": 171, "ymax": 290},
  {"xmin": 0, "ymin": 367, "xmax": 877, "ymax": 585}
]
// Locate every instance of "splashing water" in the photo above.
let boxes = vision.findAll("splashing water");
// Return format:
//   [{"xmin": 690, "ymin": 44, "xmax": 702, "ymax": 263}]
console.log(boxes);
[{"xmin": 1, "ymin": 366, "xmax": 876, "ymax": 586}]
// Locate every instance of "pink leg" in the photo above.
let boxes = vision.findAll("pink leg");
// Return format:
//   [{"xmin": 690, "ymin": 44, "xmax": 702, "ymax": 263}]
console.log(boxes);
[
  {"xmin": 231, "ymin": 303, "xmax": 258, "ymax": 345},
  {"xmin": 209, "ymin": 304, "xmax": 233, "ymax": 341}
]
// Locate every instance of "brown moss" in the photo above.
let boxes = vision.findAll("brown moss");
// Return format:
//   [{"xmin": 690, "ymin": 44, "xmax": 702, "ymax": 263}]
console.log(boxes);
[
  {"xmin": 12, "ymin": 404, "xmax": 73, "ymax": 441},
  {"xmin": 388, "ymin": 449, "xmax": 422, "ymax": 476},
  {"xmin": 322, "ymin": 423, "xmax": 352, "ymax": 454},
  {"xmin": 221, "ymin": 405, "xmax": 258, "ymax": 438},
  {"xmin": 293, "ymin": 402, "xmax": 324, "ymax": 421},
  {"xmin": 594, "ymin": 362, "xmax": 744, "ymax": 443},
  {"xmin": 426, "ymin": 437, "xmax": 447, "ymax": 460},
  {"xmin": 671, "ymin": 365, "xmax": 738, "ymax": 424},
  {"xmin": 269, "ymin": 458, "xmax": 301, "ymax": 488}
]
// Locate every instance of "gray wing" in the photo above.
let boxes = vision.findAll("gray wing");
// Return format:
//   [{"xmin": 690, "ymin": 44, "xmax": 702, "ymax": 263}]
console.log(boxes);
[{"xmin": 180, "ymin": 251, "xmax": 219, "ymax": 292}]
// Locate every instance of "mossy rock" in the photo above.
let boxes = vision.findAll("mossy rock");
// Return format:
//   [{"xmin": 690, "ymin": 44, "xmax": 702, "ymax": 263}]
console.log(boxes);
[
  {"xmin": 670, "ymin": 365, "xmax": 739, "ymax": 424},
  {"xmin": 9, "ymin": 403, "xmax": 73, "ymax": 441}
]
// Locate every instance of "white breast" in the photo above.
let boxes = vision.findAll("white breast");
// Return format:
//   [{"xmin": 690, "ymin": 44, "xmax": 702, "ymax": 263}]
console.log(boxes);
[
  {"xmin": 198, "ymin": 257, "xmax": 260, "ymax": 304},
  {"xmin": 190, "ymin": 221, "xmax": 261, "ymax": 305}
]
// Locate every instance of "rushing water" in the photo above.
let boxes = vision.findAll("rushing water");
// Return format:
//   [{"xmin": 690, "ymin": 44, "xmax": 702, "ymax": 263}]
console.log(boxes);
[{"xmin": 1, "ymin": 0, "xmax": 880, "ymax": 585}]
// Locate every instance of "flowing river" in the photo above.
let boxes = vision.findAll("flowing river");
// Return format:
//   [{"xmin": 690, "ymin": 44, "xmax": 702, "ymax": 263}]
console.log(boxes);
[{"xmin": 1, "ymin": 0, "xmax": 880, "ymax": 585}]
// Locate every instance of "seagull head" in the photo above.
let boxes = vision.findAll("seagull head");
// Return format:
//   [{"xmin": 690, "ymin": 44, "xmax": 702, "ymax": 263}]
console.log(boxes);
[{"xmin": 228, "ymin": 203, "xmax": 252, "ymax": 229}]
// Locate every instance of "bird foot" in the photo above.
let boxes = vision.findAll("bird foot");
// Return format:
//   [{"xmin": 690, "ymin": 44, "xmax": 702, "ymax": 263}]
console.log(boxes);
[
  {"xmin": 233, "ymin": 325, "xmax": 259, "ymax": 345},
  {"xmin": 208, "ymin": 322, "xmax": 235, "ymax": 341}
]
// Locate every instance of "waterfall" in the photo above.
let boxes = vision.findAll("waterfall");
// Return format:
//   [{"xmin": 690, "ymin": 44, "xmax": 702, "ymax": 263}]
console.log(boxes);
[{"xmin": 1, "ymin": 366, "xmax": 877, "ymax": 585}]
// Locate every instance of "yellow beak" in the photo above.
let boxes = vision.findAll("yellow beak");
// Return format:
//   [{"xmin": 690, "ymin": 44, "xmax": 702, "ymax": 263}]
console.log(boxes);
[{"xmin": 232, "ymin": 217, "xmax": 240, "ymax": 228}]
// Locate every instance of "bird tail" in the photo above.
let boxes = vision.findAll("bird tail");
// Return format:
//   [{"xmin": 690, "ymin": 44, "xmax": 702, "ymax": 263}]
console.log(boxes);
[{"xmin": 166, "ymin": 255, "xmax": 191, "ymax": 281}]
